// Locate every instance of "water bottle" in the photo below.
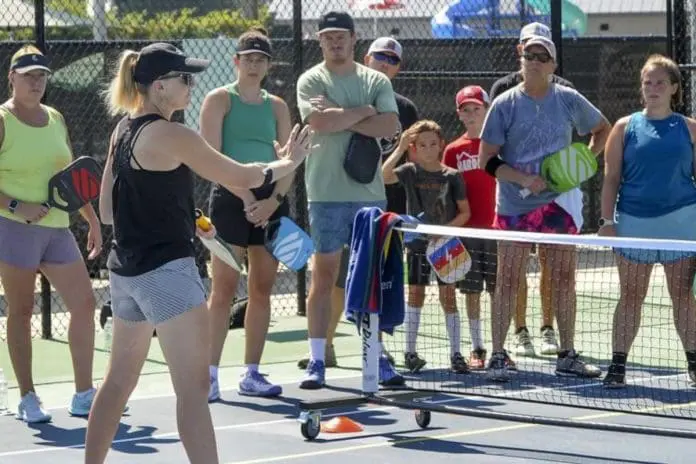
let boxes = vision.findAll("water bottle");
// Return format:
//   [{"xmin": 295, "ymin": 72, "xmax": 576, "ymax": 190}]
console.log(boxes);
[
  {"xmin": 104, "ymin": 317, "xmax": 113, "ymax": 352},
  {"xmin": 0, "ymin": 368, "xmax": 8, "ymax": 415}
]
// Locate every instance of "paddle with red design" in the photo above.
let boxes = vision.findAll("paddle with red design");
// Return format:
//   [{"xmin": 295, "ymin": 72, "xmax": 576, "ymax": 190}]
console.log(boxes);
[{"xmin": 45, "ymin": 156, "xmax": 103, "ymax": 212}]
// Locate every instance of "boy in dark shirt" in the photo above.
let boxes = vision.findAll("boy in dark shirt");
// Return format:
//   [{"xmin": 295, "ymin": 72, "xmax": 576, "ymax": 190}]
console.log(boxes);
[{"xmin": 382, "ymin": 120, "xmax": 471, "ymax": 374}]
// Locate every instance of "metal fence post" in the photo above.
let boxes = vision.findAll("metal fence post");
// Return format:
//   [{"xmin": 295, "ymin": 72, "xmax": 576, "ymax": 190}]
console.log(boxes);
[
  {"xmin": 292, "ymin": 0, "xmax": 307, "ymax": 317},
  {"xmin": 34, "ymin": 0, "xmax": 53, "ymax": 340},
  {"xmin": 551, "ymin": 0, "xmax": 563, "ymax": 77}
]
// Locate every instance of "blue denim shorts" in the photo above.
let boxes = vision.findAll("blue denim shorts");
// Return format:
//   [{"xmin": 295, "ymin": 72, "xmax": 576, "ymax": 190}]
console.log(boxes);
[
  {"xmin": 308, "ymin": 201, "xmax": 386, "ymax": 254},
  {"xmin": 615, "ymin": 204, "xmax": 696, "ymax": 264}
]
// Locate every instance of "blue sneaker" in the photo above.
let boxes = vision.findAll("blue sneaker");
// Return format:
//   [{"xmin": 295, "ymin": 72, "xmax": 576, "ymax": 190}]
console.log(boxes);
[
  {"xmin": 379, "ymin": 356, "xmax": 405, "ymax": 387},
  {"xmin": 299, "ymin": 360, "xmax": 325, "ymax": 390},
  {"xmin": 68, "ymin": 388, "xmax": 130, "ymax": 417},
  {"xmin": 239, "ymin": 371, "xmax": 282, "ymax": 397}
]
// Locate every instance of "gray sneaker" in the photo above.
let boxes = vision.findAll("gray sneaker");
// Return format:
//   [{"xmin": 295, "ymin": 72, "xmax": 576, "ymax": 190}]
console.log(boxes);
[{"xmin": 555, "ymin": 350, "xmax": 601, "ymax": 378}]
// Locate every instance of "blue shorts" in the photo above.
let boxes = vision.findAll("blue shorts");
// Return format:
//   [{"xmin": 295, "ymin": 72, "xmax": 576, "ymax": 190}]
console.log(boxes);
[
  {"xmin": 308, "ymin": 201, "xmax": 386, "ymax": 254},
  {"xmin": 615, "ymin": 204, "xmax": 696, "ymax": 264}
]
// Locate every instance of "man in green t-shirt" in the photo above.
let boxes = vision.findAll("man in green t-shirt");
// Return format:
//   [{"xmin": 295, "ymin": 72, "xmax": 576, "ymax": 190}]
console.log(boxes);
[{"xmin": 296, "ymin": 11, "xmax": 399, "ymax": 389}]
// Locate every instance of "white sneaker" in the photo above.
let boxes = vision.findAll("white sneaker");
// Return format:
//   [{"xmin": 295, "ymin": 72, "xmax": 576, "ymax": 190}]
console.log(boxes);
[
  {"xmin": 514, "ymin": 327, "xmax": 535, "ymax": 357},
  {"xmin": 17, "ymin": 392, "xmax": 51, "ymax": 423},
  {"xmin": 540, "ymin": 326, "xmax": 560, "ymax": 355},
  {"xmin": 208, "ymin": 376, "xmax": 220, "ymax": 403}
]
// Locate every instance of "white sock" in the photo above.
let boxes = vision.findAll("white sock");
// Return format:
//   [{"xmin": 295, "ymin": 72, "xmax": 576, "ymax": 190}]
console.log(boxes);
[
  {"xmin": 209, "ymin": 365, "xmax": 218, "ymax": 380},
  {"xmin": 246, "ymin": 364, "xmax": 259, "ymax": 374},
  {"xmin": 309, "ymin": 338, "xmax": 326, "ymax": 362},
  {"xmin": 469, "ymin": 318, "xmax": 483, "ymax": 351},
  {"xmin": 405, "ymin": 306, "xmax": 422, "ymax": 353},
  {"xmin": 446, "ymin": 312, "xmax": 462, "ymax": 356}
]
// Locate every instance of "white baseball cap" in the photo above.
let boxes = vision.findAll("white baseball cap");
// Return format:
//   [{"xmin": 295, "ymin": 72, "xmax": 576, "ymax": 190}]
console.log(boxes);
[
  {"xmin": 523, "ymin": 35, "xmax": 557, "ymax": 61},
  {"xmin": 367, "ymin": 37, "xmax": 402, "ymax": 59},
  {"xmin": 519, "ymin": 22, "xmax": 551, "ymax": 42}
]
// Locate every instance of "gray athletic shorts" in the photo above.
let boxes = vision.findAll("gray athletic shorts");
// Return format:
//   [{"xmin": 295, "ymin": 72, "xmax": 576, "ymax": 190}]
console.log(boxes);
[
  {"xmin": 109, "ymin": 257, "xmax": 207, "ymax": 325},
  {"xmin": 0, "ymin": 215, "xmax": 81, "ymax": 269}
]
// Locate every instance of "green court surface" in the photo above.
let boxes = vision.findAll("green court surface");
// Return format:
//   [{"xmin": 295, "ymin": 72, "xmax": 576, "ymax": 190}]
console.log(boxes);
[{"xmin": 0, "ymin": 260, "xmax": 687, "ymax": 398}]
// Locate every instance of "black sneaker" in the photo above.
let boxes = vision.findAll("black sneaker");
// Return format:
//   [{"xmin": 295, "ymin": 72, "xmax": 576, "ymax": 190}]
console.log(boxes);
[
  {"xmin": 486, "ymin": 351, "xmax": 511, "ymax": 382},
  {"xmin": 450, "ymin": 352, "xmax": 469, "ymax": 374},
  {"xmin": 404, "ymin": 352, "xmax": 427, "ymax": 373}
]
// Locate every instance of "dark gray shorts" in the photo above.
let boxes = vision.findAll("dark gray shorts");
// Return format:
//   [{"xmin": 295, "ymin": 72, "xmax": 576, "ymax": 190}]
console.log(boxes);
[
  {"xmin": 457, "ymin": 237, "xmax": 498, "ymax": 294},
  {"xmin": 0, "ymin": 215, "xmax": 81, "ymax": 269},
  {"xmin": 109, "ymin": 257, "xmax": 207, "ymax": 325}
]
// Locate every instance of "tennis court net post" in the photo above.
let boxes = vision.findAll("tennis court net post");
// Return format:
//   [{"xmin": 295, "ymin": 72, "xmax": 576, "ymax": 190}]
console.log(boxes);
[{"xmin": 297, "ymin": 224, "xmax": 696, "ymax": 441}]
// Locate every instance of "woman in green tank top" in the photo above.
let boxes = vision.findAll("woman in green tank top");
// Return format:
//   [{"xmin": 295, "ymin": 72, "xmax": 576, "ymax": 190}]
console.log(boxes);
[
  {"xmin": 199, "ymin": 28, "xmax": 293, "ymax": 399},
  {"xmin": 0, "ymin": 45, "xmax": 104, "ymax": 423}
]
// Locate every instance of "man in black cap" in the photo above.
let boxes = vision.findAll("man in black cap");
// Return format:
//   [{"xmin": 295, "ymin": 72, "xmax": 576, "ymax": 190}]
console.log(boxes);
[{"xmin": 296, "ymin": 11, "xmax": 401, "ymax": 389}]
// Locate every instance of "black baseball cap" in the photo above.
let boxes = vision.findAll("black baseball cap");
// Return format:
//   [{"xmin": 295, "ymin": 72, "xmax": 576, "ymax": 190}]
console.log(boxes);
[
  {"xmin": 10, "ymin": 47, "xmax": 51, "ymax": 74},
  {"xmin": 237, "ymin": 36, "xmax": 272, "ymax": 58},
  {"xmin": 318, "ymin": 11, "xmax": 355, "ymax": 34},
  {"xmin": 133, "ymin": 43, "xmax": 210, "ymax": 85}
]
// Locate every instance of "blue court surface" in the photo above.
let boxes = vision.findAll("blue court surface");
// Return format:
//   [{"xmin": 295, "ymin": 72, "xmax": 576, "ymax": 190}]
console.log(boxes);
[{"xmin": 0, "ymin": 372, "xmax": 695, "ymax": 464}]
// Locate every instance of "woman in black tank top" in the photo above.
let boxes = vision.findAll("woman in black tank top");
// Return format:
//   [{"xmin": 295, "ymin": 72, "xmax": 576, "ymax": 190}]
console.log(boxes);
[{"xmin": 84, "ymin": 43, "xmax": 313, "ymax": 464}]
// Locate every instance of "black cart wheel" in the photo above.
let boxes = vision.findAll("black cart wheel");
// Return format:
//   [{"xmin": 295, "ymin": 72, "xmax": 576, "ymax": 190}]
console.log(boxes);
[
  {"xmin": 415, "ymin": 409, "xmax": 431, "ymax": 428},
  {"xmin": 300, "ymin": 411, "xmax": 321, "ymax": 440}
]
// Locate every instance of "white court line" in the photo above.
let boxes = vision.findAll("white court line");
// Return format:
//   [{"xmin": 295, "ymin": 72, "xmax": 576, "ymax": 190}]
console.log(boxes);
[{"xmin": 0, "ymin": 370, "xmax": 691, "ymax": 458}]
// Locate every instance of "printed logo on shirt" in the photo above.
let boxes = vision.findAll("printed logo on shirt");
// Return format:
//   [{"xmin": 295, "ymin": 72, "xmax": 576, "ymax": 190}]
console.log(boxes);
[
  {"xmin": 456, "ymin": 150, "xmax": 480, "ymax": 172},
  {"xmin": 379, "ymin": 120, "xmax": 402, "ymax": 156}
]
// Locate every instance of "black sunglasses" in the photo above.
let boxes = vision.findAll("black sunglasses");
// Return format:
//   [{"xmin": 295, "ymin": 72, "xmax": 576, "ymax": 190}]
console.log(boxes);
[
  {"xmin": 523, "ymin": 51, "xmax": 552, "ymax": 63},
  {"xmin": 372, "ymin": 52, "xmax": 400, "ymax": 66},
  {"xmin": 158, "ymin": 73, "xmax": 194, "ymax": 86}
]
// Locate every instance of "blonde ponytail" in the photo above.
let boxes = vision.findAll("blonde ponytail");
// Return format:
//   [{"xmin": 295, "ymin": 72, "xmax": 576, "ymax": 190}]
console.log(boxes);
[{"xmin": 105, "ymin": 50, "xmax": 142, "ymax": 117}]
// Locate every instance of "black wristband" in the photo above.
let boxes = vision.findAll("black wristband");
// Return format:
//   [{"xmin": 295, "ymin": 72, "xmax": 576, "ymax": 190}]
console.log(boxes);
[
  {"xmin": 260, "ymin": 167, "xmax": 274, "ymax": 188},
  {"xmin": 484, "ymin": 156, "xmax": 506, "ymax": 177}
]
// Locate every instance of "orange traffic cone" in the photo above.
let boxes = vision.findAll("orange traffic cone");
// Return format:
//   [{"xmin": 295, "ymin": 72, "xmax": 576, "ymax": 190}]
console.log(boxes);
[{"xmin": 320, "ymin": 416, "xmax": 364, "ymax": 433}]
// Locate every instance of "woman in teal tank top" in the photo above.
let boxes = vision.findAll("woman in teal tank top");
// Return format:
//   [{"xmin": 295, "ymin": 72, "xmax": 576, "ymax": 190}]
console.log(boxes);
[
  {"xmin": 600, "ymin": 54, "xmax": 696, "ymax": 389},
  {"xmin": 0, "ymin": 45, "xmax": 104, "ymax": 423},
  {"xmin": 199, "ymin": 28, "xmax": 293, "ymax": 399}
]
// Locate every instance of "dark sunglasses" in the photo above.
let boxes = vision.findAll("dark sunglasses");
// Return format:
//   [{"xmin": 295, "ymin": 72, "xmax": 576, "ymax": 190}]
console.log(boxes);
[
  {"xmin": 523, "ymin": 51, "xmax": 552, "ymax": 63},
  {"xmin": 372, "ymin": 52, "xmax": 400, "ymax": 66},
  {"xmin": 158, "ymin": 73, "xmax": 194, "ymax": 86}
]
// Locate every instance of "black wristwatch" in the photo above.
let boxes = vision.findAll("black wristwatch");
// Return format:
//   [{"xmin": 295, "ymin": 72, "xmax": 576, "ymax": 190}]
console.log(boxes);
[
  {"xmin": 598, "ymin": 217, "xmax": 615, "ymax": 228},
  {"xmin": 8, "ymin": 199, "xmax": 19, "ymax": 214}
]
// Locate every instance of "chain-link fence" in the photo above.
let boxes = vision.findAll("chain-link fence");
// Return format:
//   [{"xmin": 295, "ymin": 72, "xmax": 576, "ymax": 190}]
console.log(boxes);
[{"xmin": 0, "ymin": 0, "xmax": 677, "ymax": 341}]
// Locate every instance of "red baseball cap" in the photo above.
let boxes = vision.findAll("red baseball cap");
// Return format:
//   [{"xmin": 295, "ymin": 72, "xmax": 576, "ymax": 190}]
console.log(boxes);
[{"xmin": 456, "ymin": 85, "xmax": 490, "ymax": 108}]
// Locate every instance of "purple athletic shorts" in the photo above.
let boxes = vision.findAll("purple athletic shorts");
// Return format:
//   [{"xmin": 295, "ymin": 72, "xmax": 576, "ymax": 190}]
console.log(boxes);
[{"xmin": 0, "ymin": 215, "xmax": 82, "ymax": 269}]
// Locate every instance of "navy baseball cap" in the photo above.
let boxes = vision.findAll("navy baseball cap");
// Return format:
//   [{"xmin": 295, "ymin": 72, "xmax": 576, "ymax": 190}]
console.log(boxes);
[
  {"xmin": 318, "ymin": 11, "xmax": 355, "ymax": 34},
  {"xmin": 133, "ymin": 43, "xmax": 210, "ymax": 85}
]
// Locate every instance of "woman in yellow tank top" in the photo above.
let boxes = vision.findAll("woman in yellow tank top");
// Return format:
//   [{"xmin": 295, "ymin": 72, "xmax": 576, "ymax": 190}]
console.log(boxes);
[{"xmin": 0, "ymin": 45, "xmax": 105, "ymax": 423}]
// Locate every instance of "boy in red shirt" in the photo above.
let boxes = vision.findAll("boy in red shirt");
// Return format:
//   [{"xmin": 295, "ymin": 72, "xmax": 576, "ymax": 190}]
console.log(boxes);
[{"xmin": 442, "ymin": 85, "xmax": 497, "ymax": 369}]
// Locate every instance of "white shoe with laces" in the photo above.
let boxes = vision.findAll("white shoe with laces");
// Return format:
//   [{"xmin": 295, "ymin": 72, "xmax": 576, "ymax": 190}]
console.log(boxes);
[{"xmin": 17, "ymin": 392, "xmax": 51, "ymax": 423}]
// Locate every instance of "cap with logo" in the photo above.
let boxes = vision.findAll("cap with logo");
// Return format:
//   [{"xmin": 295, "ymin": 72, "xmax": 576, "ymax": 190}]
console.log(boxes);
[
  {"xmin": 456, "ymin": 85, "xmax": 490, "ymax": 108},
  {"xmin": 237, "ymin": 35, "xmax": 272, "ymax": 58},
  {"xmin": 519, "ymin": 22, "xmax": 551, "ymax": 42},
  {"xmin": 133, "ymin": 43, "xmax": 210, "ymax": 85},
  {"xmin": 10, "ymin": 48, "xmax": 51, "ymax": 74},
  {"xmin": 368, "ymin": 37, "xmax": 403, "ymax": 59},
  {"xmin": 523, "ymin": 35, "xmax": 557, "ymax": 61},
  {"xmin": 318, "ymin": 11, "xmax": 355, "ymax": 34}
]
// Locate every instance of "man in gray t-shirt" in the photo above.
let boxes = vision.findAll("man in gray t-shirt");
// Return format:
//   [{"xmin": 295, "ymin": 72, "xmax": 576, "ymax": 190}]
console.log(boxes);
[
  {"xmin": 478, "ymin": 35, "xmax": 612, "ymax": 383},
  {"xmin": 482, "ymin": 83, "xmax": 603, "ymax": 217}
]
